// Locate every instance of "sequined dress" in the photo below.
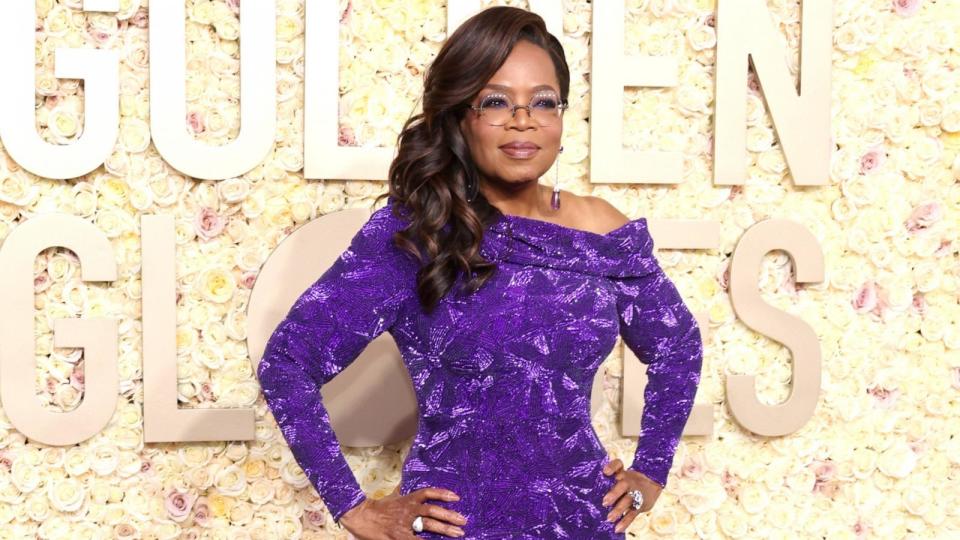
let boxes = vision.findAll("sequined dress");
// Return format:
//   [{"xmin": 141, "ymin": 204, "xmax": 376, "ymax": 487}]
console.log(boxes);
[{"xmin": 256, "ymin": 196, "xmax": 703, "ymax": 539}]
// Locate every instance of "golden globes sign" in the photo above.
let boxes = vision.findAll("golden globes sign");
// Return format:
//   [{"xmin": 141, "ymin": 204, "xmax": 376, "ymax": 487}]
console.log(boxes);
[{"xmin": 0, "ymin": 1, "xmax": 830, "ymax": 447}]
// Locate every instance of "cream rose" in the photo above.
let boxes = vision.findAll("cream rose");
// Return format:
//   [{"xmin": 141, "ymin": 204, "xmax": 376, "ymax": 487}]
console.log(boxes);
[{"xmin": 47, "ymin": 477, "xmax": 85, "ymax": 512}]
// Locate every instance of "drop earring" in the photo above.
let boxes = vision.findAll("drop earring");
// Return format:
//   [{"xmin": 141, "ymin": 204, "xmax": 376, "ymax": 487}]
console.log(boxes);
[{"xmin": 551, "ymin": 145, "xmax": 563, "ymax": 210}]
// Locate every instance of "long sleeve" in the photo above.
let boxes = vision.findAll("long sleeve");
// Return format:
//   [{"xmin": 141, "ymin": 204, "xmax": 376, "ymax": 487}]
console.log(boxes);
[
  {"xmin": 256, "ymin": 203, "xmax": 413, "ymax": 524},
  {"xmin": 612, "ymin": 224, "xmax": 703, "ymax": 489}
]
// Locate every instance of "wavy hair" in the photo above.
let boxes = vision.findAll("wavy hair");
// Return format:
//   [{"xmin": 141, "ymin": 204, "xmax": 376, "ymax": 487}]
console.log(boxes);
[{"xmin": 374, "ymin": 6, "xmax": 570, "ymax": 314}]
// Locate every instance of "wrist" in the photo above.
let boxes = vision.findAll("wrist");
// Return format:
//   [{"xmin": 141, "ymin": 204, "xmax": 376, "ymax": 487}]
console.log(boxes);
[{"xmin": 335, "ymin": 494, "xmax": 368, "ymax": 529}]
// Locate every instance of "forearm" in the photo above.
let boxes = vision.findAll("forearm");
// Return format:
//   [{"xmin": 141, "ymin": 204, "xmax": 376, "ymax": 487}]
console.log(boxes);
[
  {"xmin": 258, "ymin": 320, "xmax": 367, "ymax": 523},
  {"xmin": 627, "ymin": 316, "xmax": 702, "ymax": 487}
]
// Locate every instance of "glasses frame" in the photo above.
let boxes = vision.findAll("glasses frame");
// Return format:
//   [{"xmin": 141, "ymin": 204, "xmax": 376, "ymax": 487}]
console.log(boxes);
[{"xmin": 468, "ymin": 91, "xmax": 569, "ymax": 127}]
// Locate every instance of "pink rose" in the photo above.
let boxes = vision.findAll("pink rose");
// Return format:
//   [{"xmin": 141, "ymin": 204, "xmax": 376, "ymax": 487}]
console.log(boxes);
[
  {"xmin": 851, "ymin": 281, "xmax": 878, "ymax": 313},
  {"xmin": 34, "ymin": 271, "xmax": 51, "ymax": 293},
  {"xmin": 859, "ymin": 147, "xmax": 885, "ymax": 174},
  {"xmin": 70, "ymin": 363, "xmax": 85, "ymax": 391},
  {"xmin": 194, "ymin": 207, "xmax": 226, "ymax": 241},
  {"xmin": 130, "ymin": 8, "xmax": 149, "ymax": 29},
  {"xmin": 186, "ymin": 111, "xmax": 205, "ymax": 134},
  {"xmin": 339, "ymin": 125, "xmax": 356, "ymax": 146},
  {"xmin": 227, "ymin": 0, "xmax": 240, "ymax": 14},
  {"xmin": 716, "ymin": 260, "xmax": 730, "ymax": 290},
  {"xmin": 853, "ymin": 518, "xmax": 870, "ymax": 539},
  {"xmin": 746, "ymin": 69, "xmax": 761, "ymax": 94},
  {"xmin": 91, "ymin": 30, "xmax": 112, "ymax": 46},
  {"xmin": 112, "ymin": 524, "xmax": 138, "ymax": 540},
  {"xmin": 904, "ymin": 201, "xmax": 942, "ymax": 233},
  {"xmin": 867, "ymin": 385, "xmax": 899, "ymax": 409},
  {"xmin": 811, "ymin": 459, "xmax": 839, "ymax": 496},
  {"xmin": 721, "ymin": 470, "xmax": 741, "ymax": 497},
  {"xmin": 892, "ymin": 0, "xmax": 922, "ymax": 17},
  {"xmin": 240, "ymin": 271, "xmax": 258, "ymax": 289},
  {"xmin": 200, "ymin": 381, "xmax": 216, "ymax": 402},
  {"xmin": 934, "ymin": 239, "xmax": 952, "ymax": 258},
  {"xmin": 681, "ymin": 453, "xmax": 705, "ymax": 479},
  {"xmin": 192, "ymin": 498, "xmax": 212, "ymax": 526},
  {"xmin": 305, "ymin": 509, "xmax": 326, "ymax": 527},
  {"xmin": 165, "ymin": 489, "xmax": 197, "ymax": 523}
]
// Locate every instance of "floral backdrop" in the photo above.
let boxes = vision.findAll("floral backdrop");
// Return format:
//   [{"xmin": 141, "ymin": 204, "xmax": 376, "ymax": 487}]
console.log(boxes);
[{"xmin": 0, "ymin": 0, "xmax": 957, "ymax": 538}]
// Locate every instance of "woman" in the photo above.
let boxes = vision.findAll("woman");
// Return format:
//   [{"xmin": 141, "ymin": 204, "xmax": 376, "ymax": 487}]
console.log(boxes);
[{"xmin": 256, "ymin": 6, "xmax": 702, "ymax": 539}]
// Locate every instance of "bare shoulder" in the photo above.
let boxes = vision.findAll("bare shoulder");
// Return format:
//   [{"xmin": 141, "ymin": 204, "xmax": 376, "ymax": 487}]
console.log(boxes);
[{"xmin": 583, "ymin": 195, "xmax": 631, "ymax": 234}]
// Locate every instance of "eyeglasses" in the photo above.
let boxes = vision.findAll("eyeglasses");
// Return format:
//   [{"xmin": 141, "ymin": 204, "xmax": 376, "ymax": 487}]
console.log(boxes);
[{"xmin": 469, "ymin": 91, "xmax": 568, "ymax": 127}]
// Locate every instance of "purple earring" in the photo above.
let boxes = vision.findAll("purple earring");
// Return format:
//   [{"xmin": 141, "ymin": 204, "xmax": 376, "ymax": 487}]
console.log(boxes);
[{"xmin": 551, "ymin": 145, "xmax": 563, "ymax": 210}]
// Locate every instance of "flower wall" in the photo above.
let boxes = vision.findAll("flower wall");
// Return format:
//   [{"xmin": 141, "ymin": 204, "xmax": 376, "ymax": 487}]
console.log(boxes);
[{"xmin": 0, "ymin": 0, "xmax": 957, "ymax": 538}]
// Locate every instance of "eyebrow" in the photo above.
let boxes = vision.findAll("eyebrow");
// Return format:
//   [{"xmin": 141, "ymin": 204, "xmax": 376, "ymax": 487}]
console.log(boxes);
[{"xmin": 482, "ymin": 83, "xmax": 558, "ymax": 93}]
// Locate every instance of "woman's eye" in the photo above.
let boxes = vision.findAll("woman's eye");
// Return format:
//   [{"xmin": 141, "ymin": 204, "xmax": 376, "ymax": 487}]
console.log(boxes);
[
  {"xmin": 481, "ymin": 97, "xmax": 508, "ymax": 109},
  {"xmin": 533, "ymin": 97, "xmax": 558, "ymax": 109}
]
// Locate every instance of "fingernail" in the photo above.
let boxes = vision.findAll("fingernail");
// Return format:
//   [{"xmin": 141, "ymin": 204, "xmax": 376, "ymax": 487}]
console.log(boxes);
[
  {"xmin": 448, "ymin": 493, "xmax": 460, "ymax": 500},
  {"xmin": 453, "ymin": 528, "xmax": 465, "ymax": 537}
]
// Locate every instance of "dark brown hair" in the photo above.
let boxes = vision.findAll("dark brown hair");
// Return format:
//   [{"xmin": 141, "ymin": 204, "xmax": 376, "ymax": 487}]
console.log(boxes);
[{"xmin": 374, "ymin": 6, "xmax": 570, "ymax": 314}]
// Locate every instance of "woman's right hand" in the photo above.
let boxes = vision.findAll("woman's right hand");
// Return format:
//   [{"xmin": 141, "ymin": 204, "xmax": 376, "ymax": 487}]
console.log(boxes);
[{"xmin": 339, "ymin": 487, "xmax": 468, "ymax": 539}]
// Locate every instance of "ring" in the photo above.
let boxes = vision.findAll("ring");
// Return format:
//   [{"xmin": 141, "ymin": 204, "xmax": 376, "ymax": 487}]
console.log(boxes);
[
  {"xmin": 627, "ymin": 489, "xmax": 644, "ymax": 510},
  {"xmin": 412, "ymin": 515, "xmax": 424, "ymax": 532}
]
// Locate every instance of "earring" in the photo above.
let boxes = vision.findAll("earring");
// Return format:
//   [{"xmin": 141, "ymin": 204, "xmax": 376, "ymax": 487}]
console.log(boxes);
[
  {"xmin": 465, "ymin": 173, "xmax": 478, "ymax": 203},
  {"xmin": 551, "ymin": 145, "xmax": 563, "ymax": 210}
]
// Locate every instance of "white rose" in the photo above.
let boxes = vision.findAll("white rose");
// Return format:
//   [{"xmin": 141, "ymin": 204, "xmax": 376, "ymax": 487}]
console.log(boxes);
[
  {"xmin": 942, "ymin": 102, "xmax": 960, "ymax": 132},
  {"xmin": 186, "ymin": 466, "xmax": 215, "ymax": 490},
  {"xmin": 193, "ymin": 342, "xmax": 225, "ymax": 370},
  {"xmin": 196, "ymin": 267, "xmax": 237, "ymax": 304},
  {"xmin": 215, "ymin": 17, "xmax": 240, "ymax": 41},
  {"xmin": 877, "ymin": 440, "xmax": 917, "ymax": 478},
  {"xmin": 275, "ymin": 146, "xmax": 304, "ymax": 173},
  {"xmin": 221, "ymin": 381, "xmax": 260, "ymax": 407},
  {"xmin": 88, "ymin": 445, "xmax": 120, "ymax": 476},
  {"xmin": 179, "ymin": 446, "xmax": 213, "ymax": 468},
  {"xmin": 12, "ymin": 458, "xmax": 43, "ymax": 492},
  {"xmin": 214, "ymin": 464, "xmax": 247, "ymax": 496},
  {"xmin": 53, "ymin": 385, "xmax": 81, "ymax": 410},
  {"xmin": 834, "ymin": 22, "xmax": 866, "ymax": 53},
  {"xmin": 276, "ymin": 515, "xmax": 303, "ymax": 539},
  {"xmin": 47, "ymin": 477, "xmax": 85, "ymax": 512},
  {"xmin": 717, "ymin": 509, "xmax": 748, "ymax": 538},
  {"xmin": 36, "ymin": 72, "xmax": 59, "ymax": 97},
  {"xmin": 0, "ymin": 171, "xmax": 40, "ymax": 206},
  {"xmin": 127, "ymin": 184, "xmax": 153, "ymax": 212},
  {"xmin": 687, "ymin": 23, "xmax": 716, "ymax": 51},
  {"xmin": 26, "ymin": 492, "xmax": 51, "ymax": 522},
  {"xmin": 279, "ymin": 458, "xmax": 310, "ymax": 490},
  {"xmin": 119, "ymin": 118, "xmax": 151, "ymax": 154},
  {"xmin": 247, "ymin": 478, "xmax": 275, "ymax": 505},
  {"xmin": 94, "ymin": 207, "xmax": 130, "ymax": 238}
]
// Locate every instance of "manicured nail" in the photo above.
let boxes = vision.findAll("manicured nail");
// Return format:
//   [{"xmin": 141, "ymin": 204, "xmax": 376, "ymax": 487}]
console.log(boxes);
[
  {"xmin": 453, "ymin": 528, "xmax": 465, "ymax": 537},
  {"xmin": 448, "ymin": 492, "xmax": 460, "ymax": 500}
]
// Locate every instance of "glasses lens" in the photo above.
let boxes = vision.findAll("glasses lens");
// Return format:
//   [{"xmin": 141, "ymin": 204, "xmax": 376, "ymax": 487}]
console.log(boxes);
[
  {"xmin": 530, "ymin": 93, "xmax": 560, "ymax": 126},
  {"xmin": 478, "ymin": 92, "xmax": 564, "ymax": 126},
  {"xmin": 479, "ymin": 94, "xmax": 512, "ymax": 126}
]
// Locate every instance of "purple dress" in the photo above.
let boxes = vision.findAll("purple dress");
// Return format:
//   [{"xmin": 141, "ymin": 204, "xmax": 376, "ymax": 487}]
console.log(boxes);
[{"xmin": 256, "ymin": 196, "xmax": 703, "ymax": 538}]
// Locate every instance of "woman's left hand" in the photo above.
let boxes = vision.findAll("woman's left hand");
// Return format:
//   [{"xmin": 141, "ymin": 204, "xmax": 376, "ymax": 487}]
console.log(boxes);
[{"xmin": 600, "ymin": 457, "xmax": 663, "ymax": 533}]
